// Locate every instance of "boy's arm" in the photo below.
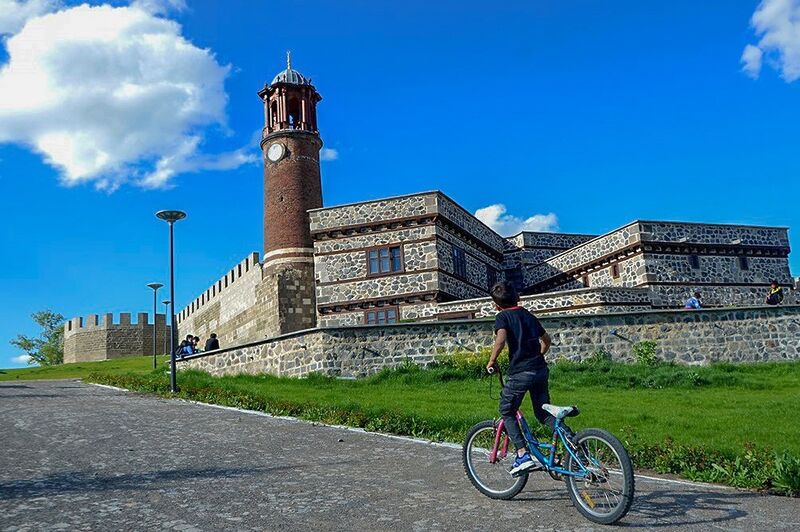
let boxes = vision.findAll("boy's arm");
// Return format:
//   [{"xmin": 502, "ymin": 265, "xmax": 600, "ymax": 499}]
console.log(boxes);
[
  {"xmin": 486, "ymin": 328, "xmax": 507, "ymax": 371},
  {"xmin": 540, "ymin": 332, "xmax": 551, "ymax": 356}
]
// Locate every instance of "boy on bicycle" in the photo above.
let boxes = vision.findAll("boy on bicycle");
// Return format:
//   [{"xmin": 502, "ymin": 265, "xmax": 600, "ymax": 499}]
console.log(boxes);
[{"xmin": 486, "ymin": 281, "xmax": 572, "ymax": 475}]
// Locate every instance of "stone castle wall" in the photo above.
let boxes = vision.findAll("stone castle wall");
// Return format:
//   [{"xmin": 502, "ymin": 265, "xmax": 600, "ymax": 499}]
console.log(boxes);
[
  {"xmin": 434, "ymin": 287, "xmax": 652, "ymax": 318},
  {"xmin": 176, "ymin": 252, "xmax": 266, "ymax": 347},
  {"xmin": 180, "ymin": 305, "xmax": 800, "ymax": 378},
  {"xmin": 64, "ymin": 312, "xmax": 171, "ymax": 363}
]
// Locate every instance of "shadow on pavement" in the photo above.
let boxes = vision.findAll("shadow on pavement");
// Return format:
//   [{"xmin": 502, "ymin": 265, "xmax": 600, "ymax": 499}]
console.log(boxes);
[
  {"xmin": 622, "ymin": 488, "xmax": 751, "ymax": 528},
  {"xmin": 0, "ymin": 466, "xmax": 297, "ymax": 500}
]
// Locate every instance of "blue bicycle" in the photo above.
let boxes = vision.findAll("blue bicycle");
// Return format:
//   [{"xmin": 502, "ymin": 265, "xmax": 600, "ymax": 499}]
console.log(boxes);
[{"xmin": 463, "ymin": 368, "xmax": 635, "ymax": 525}]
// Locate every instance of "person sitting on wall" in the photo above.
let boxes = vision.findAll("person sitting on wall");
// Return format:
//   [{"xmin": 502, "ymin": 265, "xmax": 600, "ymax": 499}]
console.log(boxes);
[
  {"xmin": 193, "ymin": 336, "xmax": 202, "ymax": 353},
  {"xmin": 684, "ymin": 292, "xmax": 702, "ymax": 310},
  {"xmin": 766, "ymin": 281, "xmax": 785, "ymax": 305},
  {"xmin": 175, "ymin": 334, "xmax": 195, "ymax": 358},
  {"xmin": 204, "ymin": 333, "xmax": 220, "ymax": 352}
]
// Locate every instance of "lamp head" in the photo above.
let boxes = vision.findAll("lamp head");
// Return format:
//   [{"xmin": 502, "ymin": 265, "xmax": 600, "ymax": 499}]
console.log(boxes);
[
  {"xmin": 162, "ymin": 300, "xmax": 171, "ymax": 306},
  {"xmin": 156, "ymin": 210, "xmax": 187, "ymax": 223},
  {"xmin": 147, "ymin": 282, "xmax": 164, "ymax": 290}
]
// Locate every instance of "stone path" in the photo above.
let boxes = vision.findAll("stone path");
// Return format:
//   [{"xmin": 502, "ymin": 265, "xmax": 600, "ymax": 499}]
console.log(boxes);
[{"xmin": 1, "ymin": 380, "xmax": 798, "ymax": 531}]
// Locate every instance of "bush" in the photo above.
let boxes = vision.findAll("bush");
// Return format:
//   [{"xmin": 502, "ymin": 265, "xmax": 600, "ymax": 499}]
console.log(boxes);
[
  {"xmin": 773, "ymin": 451, "xmax": 800, "ymax": 496},
  {"xmin": 632, "ymin": 340, "xmax": 659, "ymax": 366}
]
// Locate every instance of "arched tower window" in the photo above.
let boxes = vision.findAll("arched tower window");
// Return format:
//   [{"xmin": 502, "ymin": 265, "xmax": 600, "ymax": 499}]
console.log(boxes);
[
  {"xmin": 270, "ymin": 101, "xmax": 278, "ymax": 130},
  {"xmin": 287, "ymin": 97, "xmax": 301, "ymax": 129}
]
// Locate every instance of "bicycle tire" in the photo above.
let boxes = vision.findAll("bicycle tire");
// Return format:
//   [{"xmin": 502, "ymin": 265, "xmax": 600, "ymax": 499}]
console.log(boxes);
[
  {"xmin": 564, "ymin": 428, "xmax": 635, "ymax": 525},
  {"xmin": 463, "ymin": 420, "xmax": 528, "ymax": 500}
]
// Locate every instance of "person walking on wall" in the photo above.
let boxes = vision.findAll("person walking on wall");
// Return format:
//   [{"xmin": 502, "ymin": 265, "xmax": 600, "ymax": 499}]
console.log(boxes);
[
  {"xmin": 766, "ymin": 281, "xmax": 785, "ymax": 305},
  {"xmin": 684, "ymin": 292, "xmax": 702, "ymax": 310},
  {"xmin": 204, "ymin": 333, "xmax": 220, "ymax": 352}
]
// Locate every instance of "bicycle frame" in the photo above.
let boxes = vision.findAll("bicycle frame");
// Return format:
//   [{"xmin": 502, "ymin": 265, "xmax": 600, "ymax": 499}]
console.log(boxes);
[
  {"xmin": 490, "ymin": 414, "xmax": 590, "ymax": 478},
  {"xmin": 486, "ymin": 367, "xmax": 590, "ymax": 478}
]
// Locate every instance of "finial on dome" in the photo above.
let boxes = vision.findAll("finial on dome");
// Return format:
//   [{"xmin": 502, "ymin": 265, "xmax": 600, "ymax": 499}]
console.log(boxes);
[{"xmin": 287, "ymin": 49, "xmax": 292, "ymax": 71}]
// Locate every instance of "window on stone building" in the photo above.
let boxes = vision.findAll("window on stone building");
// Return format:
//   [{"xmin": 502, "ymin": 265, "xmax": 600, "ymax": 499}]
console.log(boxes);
[
  {"xmin": 486, "ymin": 265, "xmax": 497, "ymax": 290},
  {"xmin": 739, "ymin": 256, "xmax": 750, "ymax": 270},
  {"xmin": 453, "ymin": 246, "xmax": 467, "ymax": 279},
  {"xmin": 365, "ymin": 307, "xmax": 398, "ymax": 325},
  {"xmin": 689, "ymin": 254, "xmax": 700, "ymax": 269},
  {"xmin": 611, "ymin": 264, "xmax": 620, "ymax": 279},
  {"xmin": 582, "ymin": 275, "xmax": 590, "ymax": 287},
  {"xmin": 367, "ymin": 246, "xmax": 403, "ymax": 275}
]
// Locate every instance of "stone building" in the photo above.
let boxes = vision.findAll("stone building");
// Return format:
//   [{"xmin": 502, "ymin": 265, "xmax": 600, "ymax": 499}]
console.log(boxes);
[
  {"xmin": 63, "ymin": 312, "xmax": 170, "ymax": 363},
  {"xmin": 165, "ymin": 56, "xmax": 796, "ymax": 348}
]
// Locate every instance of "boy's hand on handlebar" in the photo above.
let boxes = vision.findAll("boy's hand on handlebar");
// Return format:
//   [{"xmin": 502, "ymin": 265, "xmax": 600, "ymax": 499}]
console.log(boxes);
[{"xmin": 486, "ymin": 362, "xmax": 496, "ymax": 374}]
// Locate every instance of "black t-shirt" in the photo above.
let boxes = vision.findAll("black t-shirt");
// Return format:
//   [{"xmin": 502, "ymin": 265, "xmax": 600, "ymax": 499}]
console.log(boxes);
[{"xmin": 494, "ymin": 307, "xmax": 547, "ymax": 374}]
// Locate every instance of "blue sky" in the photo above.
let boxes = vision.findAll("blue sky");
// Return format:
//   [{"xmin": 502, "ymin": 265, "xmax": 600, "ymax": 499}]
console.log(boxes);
[{"xmin": 2, "ymin": 0, "xmax": 799, "ymax": 367}]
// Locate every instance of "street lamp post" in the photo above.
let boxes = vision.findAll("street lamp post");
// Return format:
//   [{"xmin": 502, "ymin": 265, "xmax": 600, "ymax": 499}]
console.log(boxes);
[
  {"xmin": 162, "ymin": 300, "xmax": 171, "ymax": 356},
  {"xmin": 156, "ymin": 209, "xmax": 186, "ymax": 393},
  {"xmin": 146, "ymin": 282, "xmax": 164, "ymax": 370}
]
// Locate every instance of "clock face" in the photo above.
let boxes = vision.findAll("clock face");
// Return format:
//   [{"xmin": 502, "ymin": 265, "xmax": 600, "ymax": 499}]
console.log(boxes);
[{"xmin": 267, "ymin": 143, "xmax": 285, "ymax": 162}]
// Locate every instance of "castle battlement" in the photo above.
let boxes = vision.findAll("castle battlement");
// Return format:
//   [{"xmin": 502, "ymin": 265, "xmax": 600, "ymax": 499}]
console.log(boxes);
[
  {"xmin": 63, "ymin": 311, "xmax": 172, "ymax": 363},
  {"xmin": 64, "ymin": 312, "xmax": 169, "ymax": 337},
  {"xmin": 177, "ymin": 252, "xmax": 260, "ymax": 324}
]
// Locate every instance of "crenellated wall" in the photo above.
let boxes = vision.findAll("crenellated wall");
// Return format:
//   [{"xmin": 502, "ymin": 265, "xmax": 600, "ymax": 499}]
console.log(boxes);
[
  {"xmin": 63, "ymin": 312, "xmax": 171, "ymax": 363},
  {"xmin": 176, "ymin": 252, "xmax": 267, "ymax": 347}
]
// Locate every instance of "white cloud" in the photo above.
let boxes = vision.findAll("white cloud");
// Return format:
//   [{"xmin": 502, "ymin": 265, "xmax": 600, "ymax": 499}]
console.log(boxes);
[
  {"xmin": 474, "ymin": 204, "xmax": 558, "ymax": 236},
  {"xmin": 0, "ymin": 2, "xmax": 256, "ymax": 190},
  {"xmin": 0, "ymin": 0, "xmax": 58, "ymax": 35},
  {"xmin": 741, "ymin": 44, "xmax": 764, "ymax": 78},
  {"xmin": 320, "ymin": 147, "xmax": 339, "ymax": 161},
  {"xmin": 11, "ymin": 354, "xmax": 31, "ymax": 364},
  {"xmin": 130, "ymin": 0, "xmax": 186, "ymax": 15},
  {"xmin": 742, "ymin": 0, "xmax": 800, "ymax": 81}
]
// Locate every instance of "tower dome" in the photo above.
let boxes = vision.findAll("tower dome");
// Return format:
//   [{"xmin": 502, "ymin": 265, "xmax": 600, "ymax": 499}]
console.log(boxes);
[{"xmin": 270, "ymin": 51, "xmax": 312, "ymax": 86}]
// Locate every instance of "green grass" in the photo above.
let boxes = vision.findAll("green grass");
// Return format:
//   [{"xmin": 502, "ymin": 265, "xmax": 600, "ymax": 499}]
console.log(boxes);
[
  {"xmin": 0, "ymin": 356, "xmax": 167, "ymax": 381},
  {"xmin": 8, "ymin": 354, "xmax": 799, "ymax": 495}
]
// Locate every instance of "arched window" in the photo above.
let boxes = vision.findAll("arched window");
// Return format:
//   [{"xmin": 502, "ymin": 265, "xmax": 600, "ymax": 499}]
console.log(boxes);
[
  {"xmin": 270, "ymin": 101, "xmax": 278, "ymax": 129},
  {"xmin": 287, "ymin": 97, "xmax": 301, "ymax": 129}
]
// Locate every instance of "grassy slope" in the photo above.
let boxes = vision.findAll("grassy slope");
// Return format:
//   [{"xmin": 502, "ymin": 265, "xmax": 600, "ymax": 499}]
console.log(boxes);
[
  {"xmin": 117, "ymin": 360, "xmax": 800, "ymax": 457},
  {"xmin": 0, "ymin": 356, "xmax": 167, "ymax": 381},
  {"xmin": 5, "ymin": 356, "xmax": 798, "ymax": 456}
]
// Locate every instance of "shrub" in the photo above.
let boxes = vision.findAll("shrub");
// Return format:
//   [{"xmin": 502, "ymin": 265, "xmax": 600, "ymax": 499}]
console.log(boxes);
[
  {"xmin": 773, "ymin": 451, "xmax": 800, "ymax": 496},
  {"xmin": 632, "ymin": 340, "xmax": 659, "ymax": 366}
]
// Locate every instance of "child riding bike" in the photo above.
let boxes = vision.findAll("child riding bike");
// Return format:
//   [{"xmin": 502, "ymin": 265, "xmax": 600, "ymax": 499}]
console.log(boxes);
[{"xmin": 486, "ymin": 281, "xmax": 576, "ymax": 475}]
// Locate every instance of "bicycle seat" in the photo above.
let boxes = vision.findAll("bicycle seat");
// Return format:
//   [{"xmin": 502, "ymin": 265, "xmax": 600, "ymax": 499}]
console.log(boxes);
[{"xmin": 542, "ymin": 404, "xmax": 580, "ymax": 419}]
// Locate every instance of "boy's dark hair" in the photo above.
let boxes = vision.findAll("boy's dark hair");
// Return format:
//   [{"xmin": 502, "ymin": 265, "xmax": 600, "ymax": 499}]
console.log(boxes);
[
  {"xmin": 210, "ymin": 333, "xmax": 217, "ymax": 338},
  {"xmin": 771, "ymin": 280, "xmax": 779, "ymax": 287},
  {"xmin": 693, "ymin": 291, "xmax": 701, "ymax": 298},
  {"xmin": 185, "ymin": 334, "xmax": 193, "ymax": 340},
  {"xmin": 193, "ymin": 336, "xmax": 200, "ymax": 341},
  {"xmin": 491, "ymin": 281, "xmax": 519, "ymax": 309}
]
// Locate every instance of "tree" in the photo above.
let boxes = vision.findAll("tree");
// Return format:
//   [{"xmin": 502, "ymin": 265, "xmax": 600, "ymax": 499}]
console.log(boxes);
[{"xmin": 10, "ymin": 310, "xmax": 65, "ymax": 366}]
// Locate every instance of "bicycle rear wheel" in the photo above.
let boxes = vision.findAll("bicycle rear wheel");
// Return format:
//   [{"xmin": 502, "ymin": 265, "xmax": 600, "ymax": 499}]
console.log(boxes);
[
  {"xmin": 463, "ymin": 420, "xmax": 528, "ymax": 500},
  {"xmin": 564, "ymin": 428, "xmax": 634, "ymax": 525}
]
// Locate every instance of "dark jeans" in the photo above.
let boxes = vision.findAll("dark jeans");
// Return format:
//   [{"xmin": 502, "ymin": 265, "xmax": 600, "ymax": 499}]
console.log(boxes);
[{"xmin": 499, "ymin": 367, "xmax": 554, "ymax": 450}]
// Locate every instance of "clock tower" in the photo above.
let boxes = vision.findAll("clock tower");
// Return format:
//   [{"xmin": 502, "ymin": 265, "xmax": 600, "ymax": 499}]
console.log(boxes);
[{"xmin": 257, "ymin": 52, "xmax": 323, "ymax": 335}]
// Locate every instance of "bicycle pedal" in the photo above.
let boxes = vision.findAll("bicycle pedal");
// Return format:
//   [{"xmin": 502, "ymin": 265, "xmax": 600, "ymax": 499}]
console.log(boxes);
[{"xmin": 510, "ymin": 464, "xmax": 543, "ymax": 477}]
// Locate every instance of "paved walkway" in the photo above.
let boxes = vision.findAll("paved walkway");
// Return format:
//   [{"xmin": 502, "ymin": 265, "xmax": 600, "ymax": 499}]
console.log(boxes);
[{"xmin": 1, "ymin": 380, "xmax": 798, "ymax": 531}]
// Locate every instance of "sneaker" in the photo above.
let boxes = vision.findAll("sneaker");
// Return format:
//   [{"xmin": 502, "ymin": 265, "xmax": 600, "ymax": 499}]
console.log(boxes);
[{"xmin": 509, "ymin": 452, "xmax": 536, "ymax": 476}]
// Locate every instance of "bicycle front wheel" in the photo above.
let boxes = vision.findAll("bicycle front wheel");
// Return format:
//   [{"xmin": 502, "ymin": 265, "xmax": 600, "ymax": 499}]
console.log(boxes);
[
  {"xmin": 463, "ymin": 420, "xmax": 528, "ymax": 500},
  {"xmin": 564, "ymin": 428, "xmax": 635, "ymax": 525}
]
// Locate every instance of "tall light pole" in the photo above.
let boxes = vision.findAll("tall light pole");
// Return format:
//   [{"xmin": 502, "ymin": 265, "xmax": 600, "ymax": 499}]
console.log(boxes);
[
  {"xmin": 162, "ymin": 300, "xmax": 171, "ymax": 356},
  {"xmin": 146, "ymin": 282, "xmax": 163, "ymax": 370},
  {"xmin": 156, "ymin": 209, "xmax": 186, "ymax": 393}
]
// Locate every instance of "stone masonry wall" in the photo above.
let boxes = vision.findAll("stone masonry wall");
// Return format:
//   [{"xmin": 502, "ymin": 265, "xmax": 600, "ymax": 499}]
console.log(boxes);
[
  {"xmin": 64, "ymin": 312, "xmax": 171, "ymax": 363},
  {"xmin": 180, "ymin": 305, "xmax": 800, "ymax": 378},
  {"xmin": 177, "ymin": 252, "xmax": 266, "ymax": 347},
  {"xmin": 434, "ymin": 287, "xmax": 652, "ymax": 318}
]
